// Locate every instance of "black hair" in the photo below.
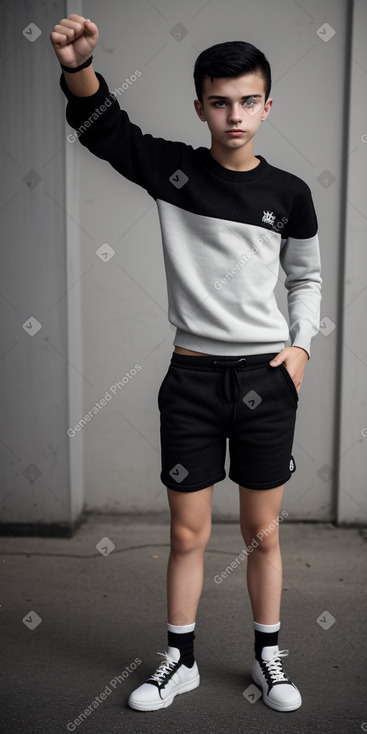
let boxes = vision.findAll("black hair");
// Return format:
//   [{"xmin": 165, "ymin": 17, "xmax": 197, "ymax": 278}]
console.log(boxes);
[{"xmin": 193, "ymin": 41, "xmax": 271, "ymax": 104}]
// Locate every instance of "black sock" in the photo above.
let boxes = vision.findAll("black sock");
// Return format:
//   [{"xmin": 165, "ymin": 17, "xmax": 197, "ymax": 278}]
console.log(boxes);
[
  {"xmin": 167, "ymin": 630, "xmax": 195, "ymax": 668},
  {"xmin": 254, "ymin": 629, "xmax": 279, "ymax": 662}
]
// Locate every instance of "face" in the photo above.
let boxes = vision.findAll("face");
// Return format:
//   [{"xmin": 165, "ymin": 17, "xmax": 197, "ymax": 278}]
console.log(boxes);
[{"xmin": 194, "ymin": 72, "xmax": 272, "ymax": 150}]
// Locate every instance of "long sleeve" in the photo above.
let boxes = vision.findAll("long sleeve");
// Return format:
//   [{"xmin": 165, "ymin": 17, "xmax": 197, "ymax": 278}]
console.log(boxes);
[
  {"xmin": 59, "ymin": 71, "xmax": 189, "ymax": 200},
  {"xmin": 279, "ymin": 184, "xmax": 322, "ymax": 358}
]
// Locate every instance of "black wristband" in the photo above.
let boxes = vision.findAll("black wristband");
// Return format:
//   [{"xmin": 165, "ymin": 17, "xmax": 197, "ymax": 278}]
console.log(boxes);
[{"xmin": 60, "ymin": 55, "xmax": 93, "ymax": 73}]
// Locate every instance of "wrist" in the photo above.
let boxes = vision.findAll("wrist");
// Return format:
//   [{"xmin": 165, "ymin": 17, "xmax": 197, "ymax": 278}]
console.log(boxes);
[
  {"xmin": 60, "ymin": 55, "xmax": 93, "ymax": 73},
  {"xmin": 61, "ymin": 62, "xmax": 100, "ymax": 97},
  {"xmin": 292, "ymin": 345, "xmax": 310, "ymax": 360}
]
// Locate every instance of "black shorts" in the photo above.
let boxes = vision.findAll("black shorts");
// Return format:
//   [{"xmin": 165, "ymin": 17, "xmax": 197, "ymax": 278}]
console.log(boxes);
[{"xmin": 158, "ymin": 351, "xmax": 298, "ymax": 491}]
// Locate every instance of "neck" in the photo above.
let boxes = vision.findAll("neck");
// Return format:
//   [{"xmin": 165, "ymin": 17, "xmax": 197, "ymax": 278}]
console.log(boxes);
[{"xmin": 209, "ymin": 139, "xmax": 259, "ymax": 172}]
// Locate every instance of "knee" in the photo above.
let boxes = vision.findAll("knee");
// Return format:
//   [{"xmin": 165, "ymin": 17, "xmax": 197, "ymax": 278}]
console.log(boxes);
[
  {"xmin": 171, "ymin": 521, "xmax": 211, "ymax": 554},
  {"xmin": 241, "ymin": 524, "xmax": 280, "ymax": 553}
]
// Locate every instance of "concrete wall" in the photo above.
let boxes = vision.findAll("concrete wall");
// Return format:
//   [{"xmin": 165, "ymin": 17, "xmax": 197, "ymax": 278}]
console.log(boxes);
[
  {"xmin": 0, "ymin": 0, "xmax": 84, "ymax": 532},
  {"xmin": 336, "ymin": 0, "xmax": 367, "ymax": 524},
  {"xmin": 1, "ymin": 0, "xmax": 366, "ymax": 530}
]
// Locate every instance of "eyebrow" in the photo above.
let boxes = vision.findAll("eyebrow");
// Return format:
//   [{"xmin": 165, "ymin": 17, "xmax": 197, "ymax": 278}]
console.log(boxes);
[{"xmin": 207, "ymin": 94, "xmax": 262, "ymax": 100}]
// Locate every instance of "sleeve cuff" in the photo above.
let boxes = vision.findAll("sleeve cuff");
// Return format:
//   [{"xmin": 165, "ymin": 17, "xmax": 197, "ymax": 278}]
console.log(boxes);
[
  {"xmin": 291, "ymin": 343, "xmax": 310, "ymax": 359},
  {"xmin": 59, "ymin": 70, "xmax": 110, "ymax": 106}
]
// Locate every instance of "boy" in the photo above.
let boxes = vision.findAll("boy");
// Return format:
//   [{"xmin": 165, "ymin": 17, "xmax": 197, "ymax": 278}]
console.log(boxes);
[{"xmin": 50, "ymin": 15, "xmax": 322, "ymax": 713}]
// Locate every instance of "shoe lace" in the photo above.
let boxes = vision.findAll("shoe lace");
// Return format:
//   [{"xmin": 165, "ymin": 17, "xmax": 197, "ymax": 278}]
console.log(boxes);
[
  {"xmin": 148, "ymin": 651, "xmax": 178, "ymax": 684},
  {"xmin": 262, "ymin": 649, "xmax": 290, "ymax": 682}
]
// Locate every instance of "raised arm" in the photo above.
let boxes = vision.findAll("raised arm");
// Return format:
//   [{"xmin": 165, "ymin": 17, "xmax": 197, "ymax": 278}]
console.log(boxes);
[
  {"xmin": 50, "ymin": 13, "xmax": 100, "ymax": 96},
  {"xmin": 50, "ymin": 14, "xmax": 189, "ymax": 200}
]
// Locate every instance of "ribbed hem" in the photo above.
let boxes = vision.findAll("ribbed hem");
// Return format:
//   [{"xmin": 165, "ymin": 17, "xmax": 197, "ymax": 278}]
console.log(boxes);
[{"xmin": 173, "ymin": 329, "xmax": 286, "ymax": 357}]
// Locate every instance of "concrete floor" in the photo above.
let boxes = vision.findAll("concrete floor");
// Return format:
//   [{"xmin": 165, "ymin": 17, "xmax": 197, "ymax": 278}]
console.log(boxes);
[{"xmin": 1, "ymin": 514, "xmax": 367, "ymax": 734}]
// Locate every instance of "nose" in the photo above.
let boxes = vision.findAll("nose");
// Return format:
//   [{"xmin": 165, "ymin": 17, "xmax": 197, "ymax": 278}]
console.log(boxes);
[{"xmin": 229, "ymin": 103, "xmax": 243, "ymax": 123}]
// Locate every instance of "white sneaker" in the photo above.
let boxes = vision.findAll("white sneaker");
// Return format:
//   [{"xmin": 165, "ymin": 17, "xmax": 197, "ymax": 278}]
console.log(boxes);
[
  {"xmin": 128, "ymin": 646, "xmax": 200, "ymax": 711},
  {"xmin": 252, "ymin": 645, "xmax": 302, "ymax": 712}
]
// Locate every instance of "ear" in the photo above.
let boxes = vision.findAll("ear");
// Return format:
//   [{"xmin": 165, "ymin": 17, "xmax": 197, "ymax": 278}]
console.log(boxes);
[
  {"xmin": 261, "ymin": 97, "xmax": 273, "ymax": 121},
  {"xmin": 194, "ymin": 99, "xmax": 207, "ymax": 122}
]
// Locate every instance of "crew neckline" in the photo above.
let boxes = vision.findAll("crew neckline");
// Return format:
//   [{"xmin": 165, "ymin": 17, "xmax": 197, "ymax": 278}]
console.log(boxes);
[{"xmin": 198, "ymin": 147, "xmax": 268, "ymax": 182}]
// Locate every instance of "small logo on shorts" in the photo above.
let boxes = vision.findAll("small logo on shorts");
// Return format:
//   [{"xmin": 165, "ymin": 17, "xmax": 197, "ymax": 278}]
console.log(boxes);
[{"xmin": 289, "ymin": 456, "xmax": 296, "ymax": 473}]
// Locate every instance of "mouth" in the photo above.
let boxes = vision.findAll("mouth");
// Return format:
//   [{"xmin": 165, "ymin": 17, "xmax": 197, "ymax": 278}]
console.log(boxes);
[{"xmin": 225, "ymin": 130, "xmax": 245, "ymax": 135}]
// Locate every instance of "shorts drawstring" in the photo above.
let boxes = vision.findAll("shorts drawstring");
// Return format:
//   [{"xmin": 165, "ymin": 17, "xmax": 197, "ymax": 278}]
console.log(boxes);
[{"xmin": 212, "ymin": 358, "xmax": 247, "ymax": 404}]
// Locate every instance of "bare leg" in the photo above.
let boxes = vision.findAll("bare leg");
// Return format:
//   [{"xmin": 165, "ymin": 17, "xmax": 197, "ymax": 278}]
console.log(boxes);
[
  {"xmin": 166, "ymin": 485, "xmax": 213, "ymax": 626},
  {"xmin": 239, "ymin": 484, "xmax": 285, "ymax": 624}
]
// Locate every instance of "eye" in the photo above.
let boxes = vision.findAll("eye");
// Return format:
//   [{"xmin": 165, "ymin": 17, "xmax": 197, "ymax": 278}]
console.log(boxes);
[
  {"xmin": 212, "ymin": 101, "xmax": 226, "ymax": 107},
  {"xmin": 244, "ymin": 98, "xmax": 257, "ymax": 107}
]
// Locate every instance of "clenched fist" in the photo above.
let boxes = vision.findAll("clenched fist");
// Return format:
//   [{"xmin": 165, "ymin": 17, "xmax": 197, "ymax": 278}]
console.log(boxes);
[{"xmin": 50, "ymin": 14, "xmax": 99, "ymax": 68}]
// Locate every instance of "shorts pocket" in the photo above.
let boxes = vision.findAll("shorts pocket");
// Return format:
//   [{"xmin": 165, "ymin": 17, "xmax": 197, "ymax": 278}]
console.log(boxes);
[
  {"xmin": 157, "ymin": 367, "xmax": 172, "ymax": 409},
  {"xmin": 279, "ymin": 362, "xmax": 299, "ymax": 403}
]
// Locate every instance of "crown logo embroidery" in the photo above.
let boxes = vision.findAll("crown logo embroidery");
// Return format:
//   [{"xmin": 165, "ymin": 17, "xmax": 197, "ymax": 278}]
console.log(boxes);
[{"xmin": 262, "ymin": 210, "xmax": 276, "ymax": 225}]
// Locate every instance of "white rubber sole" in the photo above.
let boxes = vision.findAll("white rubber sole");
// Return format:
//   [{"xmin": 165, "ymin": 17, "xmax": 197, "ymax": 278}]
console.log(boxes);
[
  {"xmin": 252, "ymin": 671, "xmax": 302, "ymax": 712},
  {"xmin": 128, "ymin": 673, "xmax": 200, "ymax": 711}
]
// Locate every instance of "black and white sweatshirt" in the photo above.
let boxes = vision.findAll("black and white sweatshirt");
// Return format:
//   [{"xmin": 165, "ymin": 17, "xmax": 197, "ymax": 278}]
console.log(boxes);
[{"xmin": 60, "ymin": 71, "xmax": 322, "ymax": 357}]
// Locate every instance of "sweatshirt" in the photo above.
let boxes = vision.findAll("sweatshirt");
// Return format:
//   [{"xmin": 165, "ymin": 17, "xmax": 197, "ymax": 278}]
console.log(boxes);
[{"xmin": 60, "ymin": 71, "xmax": 322, "ymax": 357}]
